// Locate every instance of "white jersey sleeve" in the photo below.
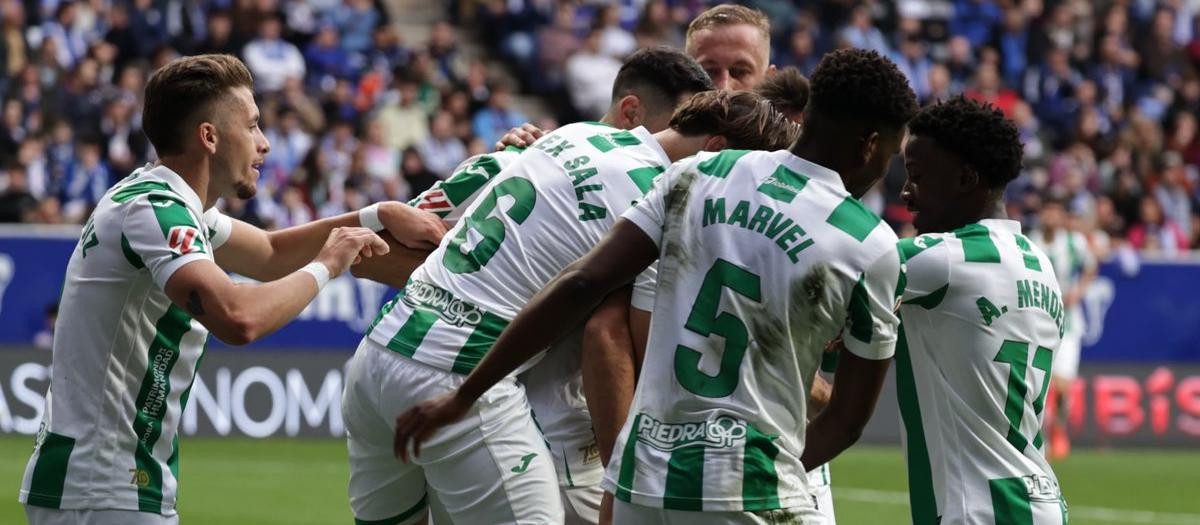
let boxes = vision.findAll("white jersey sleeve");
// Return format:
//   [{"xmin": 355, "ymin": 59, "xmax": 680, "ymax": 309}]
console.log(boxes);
[
  {"xmin": 622, "ymin": 167, "xmax": 675, "ymax": 312},
  {"xmin": 408, "ymin": 149, "xmax": 521, "ymax": 224},
  {"xmin": 203, "ymin": 208, "xmax": 234, "ymax": 251},
  {"xmin": 843, "ymin": 245, "xmax": 903, "ymax": 361},
  {"xmin": 123, "ymin": 192, "xmax": 215, "ymax": 289},
  {"xmin": 899, "ymin": 234, "xmax": 952, "ymax": 303}
]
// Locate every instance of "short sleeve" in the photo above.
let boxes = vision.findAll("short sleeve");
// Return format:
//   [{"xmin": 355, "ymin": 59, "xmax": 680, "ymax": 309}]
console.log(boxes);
[
  {"xmin": 203, "ymin": 208, "xmax": 234, "ymax": 250},
  {"xmin": 621, "ymin": 162, "xmax": 678, "ymax": 248},
  {"xmin": 899, "ymin": 234, "xmax": 951, "ymax": 304},
  {"xmin": 630, "ymin": 263, "xmax": 657, "ymax": 312},
  {"xmin": 123, "ymin": 193, "xmax": 214, "ymax": 289},
  {"xmin": 843, "ymin": 244, "xmax": 903, "ymax": 361},
  {"xmin": 409, "ymin": 151, "xmax": 514, "ymax": 223}
]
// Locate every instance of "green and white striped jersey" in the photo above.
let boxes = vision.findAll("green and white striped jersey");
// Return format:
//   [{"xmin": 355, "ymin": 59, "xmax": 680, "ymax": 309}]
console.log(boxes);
[
  {"xmin": 368, "ymin": 122, "xmax": 670, "ymax": 375},
  {"xmin": 408, "ymin": 148, "xmax": 521, "ymax": 222},
  {"xmin": 20, "ymin": 165, "xmax": 233, "ymax": 515},
  {"xmin": 896, "ymin": 219, "xmax": 1067, "ymax": 524},
  {"xmin": 1028, "ymin": 228, "xmax": 1095, "ymax": 335},
  {"xmin": 603, "ymin": 150, "xmax": 902, "ymax": 512}
]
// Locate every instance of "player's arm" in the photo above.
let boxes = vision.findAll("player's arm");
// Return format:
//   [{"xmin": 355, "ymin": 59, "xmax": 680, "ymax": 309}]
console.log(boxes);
[
  {"xmin": 800, "ymin": 246, "xmax": 904, "ymax": 468},
  {"xmin": 348, "ymin": 237, "xmax": 433, "ymax": 288},
  {"xmin": 214, "ymin": 202, "xmax": 445, "ymax": 282},
  {"xmin": 582, "ymin": 287, "xmax": 638, "ymax": 466},
  {"xmin": 494, "ymin": 122, "xmax": 545, "ymax": 150},
  {"xmin": 394, "ymin": 219, "xmax": 660, "ymax": 460}
]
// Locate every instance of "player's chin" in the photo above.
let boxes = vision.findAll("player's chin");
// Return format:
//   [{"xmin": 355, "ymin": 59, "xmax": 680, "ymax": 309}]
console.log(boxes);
[{"xmin": 235, "ymin": 181, "xmax": 257, "ymax": 200}]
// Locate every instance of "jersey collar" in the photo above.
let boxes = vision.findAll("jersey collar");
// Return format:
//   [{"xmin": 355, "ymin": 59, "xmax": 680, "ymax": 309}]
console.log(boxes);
[
  {"xmin": 978, "ymin": 218, "xmax": 1022, "ymax": 235},
  {"xmin": 139, "ymin": 163, "xmax": 205, "ymax": 214},
  {"xmin": 773, "ymin": 151, "xmax": 844, "ymax": 191},
  {"xmin": 631, "ymin": 126, "xmax": 671, "ymax": 166}
]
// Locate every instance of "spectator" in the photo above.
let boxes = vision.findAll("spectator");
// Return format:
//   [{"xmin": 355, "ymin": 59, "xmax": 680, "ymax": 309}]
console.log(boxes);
[
  {"xmin": 372, "ymin": 76, "xmax": 428, "ymax": 151},
  {"xmin": 416, "ymin": 111, "xmax": 466, "ymax": 178},
  {"xmin": 894, "ymin": 35, "xmax": 931, "ymax": 101},
  {"xmin": 778, "ymin": 25, "xmax": 820, "ymax": 74},
  {"xmin": 565, "ymin": 28, "xmax": 621, "ymax": 119},
  {"xmin": 0, "ymin": 167, "xmax": 37, "ymax": 222},
  {"xmin": 594, "ymin": 4, "xmax": 636, "ymax": 59},
  {"xmin": 264, "ymin": 108, "xmax": 314, "ymax": 177},
  {"xmin": 332, "ymin": 0, "xmax": 380, "ymax": 54},
  {"xmin": 634, "ymin": 0, "xmax": 684, "ymax": 49},
  {"xmin": 41, "ymin": 1, "xmax": 88, "ymax": 69},
  {"xmin": 243, "ymin": 16, "xmax": 306, "ymax": 93},
  {"xmin": 536, "ymin": 5, "xmax": 581, "ymax": 93},
  {"xmin": 965, "ymin": 63, "xmax": 1020, "ymax": 117},
  {"xmin": 402, "ymin": 146, "xmax": 439, "ymax": 197},
  {"xmin": 304, "ymin": 23, "xmax": 350, "ymax": 88},
  {"xmin": 60, "ymin": 141, "xmax": 109, "ymax": 222},
  {"xmin": 994, "ymin": 8, "xmax": 1030, "ymax": 89},
  {"xmin": 472, "ymin": 83, "xmax": 528, "ymax": 147},
  {"xmin": 193, "ymin": 10, "xmax": 240, "ymax": 56},
  {"xmin": 366, "ymin": 25, "xmax": 408, "ymax": 76},
  {"xmin": 944, "ymin": 35, "xmax": 975, "ymax": 93},
  {"xmin": 839, "ymin": 4, "xmax": 889, "ymax": 54},
  {"xmin": 1154, "ymin": 152, "xmax": 1193, "ymax": 239},
  {"xmin": 361, "ymin": 119, "xmax": 401, "ymax": 191},
  {"xmin": 428, "ymin": 21, "xmax": 466, "ymax": 85},
  {"xmin": 1129, "ymin": 194, "xmax": 1189, "ymax": 255},
  {"xmin": 950, "ymin": 0, "xmax": 1003, "ymax": 49}
]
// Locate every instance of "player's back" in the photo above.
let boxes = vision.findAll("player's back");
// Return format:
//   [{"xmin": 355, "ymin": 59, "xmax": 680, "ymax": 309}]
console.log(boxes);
[
  {"xmin": 897, "ymin": 219, "xmax": 1067, "ymax": 524},
  {"xmin": 606, "ymin": 150, "xmax": 901, "ymax": 513},
  {"xmin": 368, "ymin": 122, "xmax": 670, "ymax": 374}
]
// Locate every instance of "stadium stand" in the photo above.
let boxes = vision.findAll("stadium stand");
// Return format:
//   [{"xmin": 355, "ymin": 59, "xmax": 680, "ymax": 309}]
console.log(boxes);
[{"xmin": 0, "ymin": 0, "xmax": 1197, "ymax": 263}]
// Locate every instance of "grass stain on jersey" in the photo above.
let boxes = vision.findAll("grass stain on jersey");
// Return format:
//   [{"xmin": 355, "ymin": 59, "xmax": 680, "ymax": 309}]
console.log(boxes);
[
  {"xmin": 752, "ymin": 508, "xmax": 801, "ymax": 524},
  {"xmin": 747, "ymin": 264, "xmax": 837, "ymax": 371},
  {"xmin": 658, "ymin": 169, "xmax": 699, "ymax": 293}
]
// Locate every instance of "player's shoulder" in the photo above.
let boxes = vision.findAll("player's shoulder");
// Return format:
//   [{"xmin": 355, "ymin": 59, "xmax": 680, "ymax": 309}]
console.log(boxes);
[{"xmin": 899, "ymin": 232, "xmax": 954, "ymax": 266}]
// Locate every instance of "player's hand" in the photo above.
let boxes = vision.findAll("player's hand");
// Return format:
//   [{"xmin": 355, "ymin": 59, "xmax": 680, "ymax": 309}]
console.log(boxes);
[
  {"xmin": 393, "ymin": 392, "xmax": 472, "ymax": 462},
  {"xmin": 314, "ymin": 227, "xmax": 390, "ymax": 277},
  {"xmin": 493, "ymin": 122, "xmax": 545, "ymax": 150},
  {"xmin": 1064, "ymin": 288, "xmax": 1083, "ymax": 307},
  {"xmin": 378, "ymin": 202, "xmax": 448, "ymax": 250}
]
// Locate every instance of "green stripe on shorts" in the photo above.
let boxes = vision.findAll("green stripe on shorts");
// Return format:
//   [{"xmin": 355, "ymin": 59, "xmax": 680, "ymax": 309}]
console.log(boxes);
[
  {"xmin": 26, "ymin": 432, "xmax": 76, "ymax": 509},
  {"xmin": 990, "ymin": 477, "xmax": 1034, "ymax": 525}
]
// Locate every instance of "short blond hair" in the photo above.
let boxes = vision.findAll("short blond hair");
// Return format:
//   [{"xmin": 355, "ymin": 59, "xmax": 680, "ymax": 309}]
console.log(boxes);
[{"xmin": 685, "ymin": 4, "xmax": 770, "ymax": 45}]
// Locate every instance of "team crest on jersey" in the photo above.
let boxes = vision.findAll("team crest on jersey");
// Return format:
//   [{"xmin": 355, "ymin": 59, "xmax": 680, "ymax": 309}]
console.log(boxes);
[
  {"xmin": 635, "ymin": 414, "xmax": 748, "ymax": 451},
  {"xmin": 415, "ymin": 189, "xmax": 453, "ymax": 214},
  {"xmin": 168, "ymin": 226, "xmax": 204, "ymax": 255}
]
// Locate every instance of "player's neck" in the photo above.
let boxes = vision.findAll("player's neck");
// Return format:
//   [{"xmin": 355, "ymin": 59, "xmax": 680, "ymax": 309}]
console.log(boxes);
[
  {"xmin": 653, "ymin": 129, "xmax": 708, "ymax": 162},
  {"xmin": 159, "ymin": 154, "xmax": 215, "ymax": 209}
]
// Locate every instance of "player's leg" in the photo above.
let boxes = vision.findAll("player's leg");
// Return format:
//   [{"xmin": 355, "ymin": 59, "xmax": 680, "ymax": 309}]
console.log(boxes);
[
  {"xmin": 343, "ymin": 339, "xmax": 430, "ymax": 525},
  {"xmin": 1048, "ymin": 326, "xmax": 1082, "ymax": 460},
  {"xmin": 562, "ymin": 484, "xmax": 604, "ymax": 524},
  {"xmin": 25, "ymin": 507, "xmax": 180, "ymax": 525}
]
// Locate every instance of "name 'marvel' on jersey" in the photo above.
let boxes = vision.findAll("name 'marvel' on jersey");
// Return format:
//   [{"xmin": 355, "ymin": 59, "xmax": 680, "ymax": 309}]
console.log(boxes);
[
  {"xmin": 20, "ymin": 165, "xmax": 233, "ymax": 516},
  {"xmin": 897, "ymin": 219, "xmax": 1068, "ymax": 524},
  {"xmin": 369, "ymin": 121, "xmax": 670, "ymax": 375},
  {"xmin": 603, "ymin": 150, "xmax": 902, "ymax": 513}
]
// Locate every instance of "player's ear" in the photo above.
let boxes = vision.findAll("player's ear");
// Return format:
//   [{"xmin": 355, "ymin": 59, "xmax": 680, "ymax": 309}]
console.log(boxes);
[
  {"xmin": 618, "ymin": 95, "xmax": 643, "ymax": 129},
  {"xmin": 703, "ymin": 135, "xmax": 727, "ymax": 151},
  {"xmin": 859, "ymin": 131, "xmax": 879, "ymax": 165},
  {"xmin": 960, "ymin": 164, "xmax": 980, "ymax": 193},
  {"xmin": 199, "ymin": 122, "xmax": 218, "ymax": 155}
]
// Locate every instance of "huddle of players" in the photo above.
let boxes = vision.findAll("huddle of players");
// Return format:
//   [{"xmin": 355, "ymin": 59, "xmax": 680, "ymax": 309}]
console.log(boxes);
[
  {"xmin": 17, "ymin": 5, "xmax": 1070, "ymax": 525},
  {"xmin": 379, "ymin": 11, "xmax": 1068, "ymax": 525},
  {"xmin": 370, "ymin": 14, "xmax": 1066, "ymax": 525}
]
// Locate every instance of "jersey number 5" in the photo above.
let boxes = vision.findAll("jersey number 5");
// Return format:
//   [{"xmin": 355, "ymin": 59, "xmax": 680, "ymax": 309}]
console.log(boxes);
[
  {"xmin": 674, "ymin": 259, "xmax": 762, "ymax": 398},
  {"xmin": 443, "ymin": 177, "xmax": 537, "ymax": 274},
  {"xmin": 994, "ymin": 340, "xmax": 1053, "ymax": 453}
]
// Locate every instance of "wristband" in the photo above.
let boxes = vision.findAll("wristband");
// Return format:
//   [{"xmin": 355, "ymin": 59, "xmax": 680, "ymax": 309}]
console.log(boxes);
[
  {"xmin": 299, "ymin": 262, "xmax": 331, "ymax": 290},
  {"xmin": 359, "ymin": 203, "xmax": 385, "ymax": 232}
]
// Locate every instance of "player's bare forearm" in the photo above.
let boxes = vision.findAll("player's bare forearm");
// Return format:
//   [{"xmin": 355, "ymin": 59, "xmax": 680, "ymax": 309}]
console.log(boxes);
[
  {"xmin": 217, "ymin": 202, "xmax": 443, "ymax": 281},
  {"xmin": 455, "ymin": 220, "xmax": 659, "ymax": 404},
  {"xmin": 800, "ymin": 350, "xmax": 891, "ymax": 469},
  {"xmin": 582, "ymin": 288, "xmax": 637, "ymax": 466},
  {"xmin": 350, "ymin": 235, "xmax": 433, "ymax": 287},
  {"xmin": 808, "ymin": 374, "xmax": 832, "ymax": 416}
]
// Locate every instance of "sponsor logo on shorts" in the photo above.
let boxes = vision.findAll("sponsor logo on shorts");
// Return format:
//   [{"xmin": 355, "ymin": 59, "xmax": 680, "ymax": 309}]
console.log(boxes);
[
  {"xmin": 402, "ymin": 280, "xmax": 485, "ymax": 327},
  {"xmin": 635, "ymin": 414, "xmax": 747, "ymax": 452},
  {"xmin": 1021, "ymin": 474, "xmax": 1063, "ymax": 503},
  {"xmin": 512, "ymin": 453, "xmax": 537, "ymax": 474}
]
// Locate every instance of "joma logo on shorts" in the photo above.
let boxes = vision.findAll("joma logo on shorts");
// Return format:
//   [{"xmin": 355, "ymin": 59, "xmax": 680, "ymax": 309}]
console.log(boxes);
[
  {"xmin": 402, "ymin": 280, "xmax": 484, "ymax": 327},
  {"xmin": 635, "ymin": 414, "xmax": 747, "ymax": 452}
]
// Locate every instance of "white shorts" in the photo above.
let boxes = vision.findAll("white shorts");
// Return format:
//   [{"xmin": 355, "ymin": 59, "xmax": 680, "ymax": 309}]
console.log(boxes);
[
  {"xmin": 612, "ymin": 498, "xmax": 829, "ymax": 524},
  {"xmin": 807, "ymin": 464, "xmax": 835, "ymax": 522},
  {"xmin": 343, "ymin": 338, "xmax": 563, "ymax": 524},
  {"xmin": 25, "ymin": 506, "xmax": 178, "ymax": 525},
  {"xmin": 563, "ymin": 484, "xmax": 603, "ymax": 524},
  {"xmin": 1053, "ymin": 331, "xmax": 1082, "ymax": 381}
]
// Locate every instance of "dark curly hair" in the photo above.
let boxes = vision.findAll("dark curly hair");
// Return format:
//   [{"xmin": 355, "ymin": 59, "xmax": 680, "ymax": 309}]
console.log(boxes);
[
  {"xmin": 611, "ymin": 46, "xmax": 716, "ymax": 115},
  {"xmin": 909, "ymin": 96, "xmax": 1024, "ymax": 188},
  {"xmin": 807, "ymin": 49, "xmax": 918, "ymax": 129}
]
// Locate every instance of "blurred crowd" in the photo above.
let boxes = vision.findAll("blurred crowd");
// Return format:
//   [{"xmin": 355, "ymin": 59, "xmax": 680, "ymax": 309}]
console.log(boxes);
[
  {"xmin": 0, "ymin": 0, "xmax": 549, "ymax": 230},
  {"xmin": 476, "ymin": 0, "xmax": 1200, "ymax": 259},
  {"xmin": 0, "ymin": 0, "xmax": 1198, "ymax": 261}
]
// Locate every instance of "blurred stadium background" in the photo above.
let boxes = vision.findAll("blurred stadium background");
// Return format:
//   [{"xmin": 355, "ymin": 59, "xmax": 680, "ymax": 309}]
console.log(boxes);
[{"xmin": 0, "ymin": 0, "xmax": 1199, "ymax": 523}]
